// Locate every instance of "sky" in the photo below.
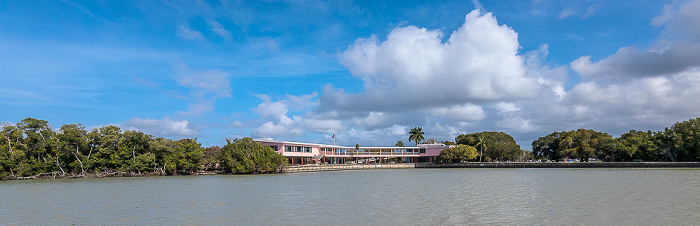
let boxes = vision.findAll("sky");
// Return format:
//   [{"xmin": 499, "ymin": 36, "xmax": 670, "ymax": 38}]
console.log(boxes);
[{"xmin": 2, "ymin": 0, "xmax": 700, "ymax": 149}]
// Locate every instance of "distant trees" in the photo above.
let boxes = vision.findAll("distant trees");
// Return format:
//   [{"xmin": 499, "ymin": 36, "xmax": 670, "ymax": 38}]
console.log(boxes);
[
  {"xmin": 532, "ymin": 129, "xmax": 614, "ymax": 162},
  {"xmin": 395, "ymin": 141, "xmax": 405, "ymax": 147},
  {"xmin": 409, "ymin": 127, "xmax": 425, "ymax": 146},
  {"xmin": 532, "ymin": 117, "xmax": 700, "ymax": 162},
  {"xmin": 1, "ymin": 117, "xmax": 243, "ymax": 180}
]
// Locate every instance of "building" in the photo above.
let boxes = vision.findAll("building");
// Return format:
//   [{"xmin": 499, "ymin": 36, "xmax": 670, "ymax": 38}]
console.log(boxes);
[{"xmin": 255, "ymin": 138, "xmax": 451, "ymax": 165}]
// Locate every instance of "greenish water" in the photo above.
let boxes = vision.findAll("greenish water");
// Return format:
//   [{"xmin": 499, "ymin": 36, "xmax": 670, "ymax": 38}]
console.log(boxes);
[{"xmin": 1, "ymin": 168, "xmax": 699, "ymax": 225}]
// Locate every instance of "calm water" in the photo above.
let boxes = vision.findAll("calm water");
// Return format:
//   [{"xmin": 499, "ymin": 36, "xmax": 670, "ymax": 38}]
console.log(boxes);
[{"xmin": 1, "ymin": 168, "xmax": 699, "ymax": 225}]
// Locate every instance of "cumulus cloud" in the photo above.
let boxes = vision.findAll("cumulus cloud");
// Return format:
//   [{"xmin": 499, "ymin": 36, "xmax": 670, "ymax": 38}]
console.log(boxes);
[
  {"xmin": 304, "ymin": 118, "xmax": 344, "ymax": 134},
  {"xmin": 572, "ymin": 0, "xmax": 700, "ymax": 80},
  {"xmin": 249, "ymin": 4, "xmax": 700, "ymax": 149},
  {"xmin": 562, "ymin": 0, "xmax": 700, "ymax": 131},
  {"xmin": 652, "ymin": 0, "xmax": 700, "ymax": 41},
  {"xmin": 571, "ymin": 43, "xmax": 700, "ymax": 80},
  {"xmin": 255, "ymin": 121, "xmax": 303, "ymax": 138},
  {"xmin": 328, "ymin": 9, "xmax": 540, "ymax": 113},
  {"xmin": 125, "ymin": 117, "xmax": 199, "ymax": 137},
  {"xmin": 566, "ymin": 70, "xmax": 700, "ymax": 121},
  {"xmin": 252, "ymin": 93, "xmax": 327, "ymax": 138},
  {"xmin": 496, "ymin": 117, "xmax": 537, "ymax": 133},
  {"xmin": 430, "ymin": 104, "xmax": 486, "ymax": 122}
]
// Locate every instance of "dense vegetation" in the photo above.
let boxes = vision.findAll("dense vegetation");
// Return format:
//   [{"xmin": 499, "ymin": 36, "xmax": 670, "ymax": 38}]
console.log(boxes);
[
  {"xmin": 443, "ymin": 117, "xmax": 700, "ymax": 163},
  {"xmin": 436, "ymin": 144, "xmax": 478, "ymax": 163},
  {"xmin": 532, "ymin": 117, "xmax": 700, "ymax": 162},
  {"xmin": 0, "ymin": 117, "xmax": 287, "ymax": 180},
  {"xmin": 455, "ymin": 132, "xmax": 527, "ymax": 162},
  {"xmin": 219, "ymin": 137, "xmax": 287, "ymax": 174}
]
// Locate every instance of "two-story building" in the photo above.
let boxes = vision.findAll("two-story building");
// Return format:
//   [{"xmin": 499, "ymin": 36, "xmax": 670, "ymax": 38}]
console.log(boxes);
[{"xmin": 255, "ymin": 138, "xmax": 450, "ymax": 165}]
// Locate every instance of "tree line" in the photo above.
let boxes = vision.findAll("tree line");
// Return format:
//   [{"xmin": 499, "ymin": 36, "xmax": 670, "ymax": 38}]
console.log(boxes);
[
  {"xmin": 0, "ymin": 118, "xmax": 287, "ymax": 180},
  {"xmin": 532, "ymin": 117, "xmax": 700, "ymax": 162},
  {"xmin": 426, "ymin": 117, "xmax": 700, "ymax": 163},
  {"xmin": 408, "ymin": 126, "xmax": 531, "ymax": 163}
]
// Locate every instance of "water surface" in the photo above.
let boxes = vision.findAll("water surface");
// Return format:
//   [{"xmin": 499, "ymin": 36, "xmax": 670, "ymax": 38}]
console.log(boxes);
[{"xmin": 1, "ymin": 168, "xmax": 699, "ymax": 225}]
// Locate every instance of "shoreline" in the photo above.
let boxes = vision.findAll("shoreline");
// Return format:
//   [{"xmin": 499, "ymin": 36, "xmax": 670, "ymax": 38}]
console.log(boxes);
[
  {"xmin": 4, "ymin": 162, "xmax": 700, "ymax": 180},
  {"xmin": 417, "ymin": 162, "xmax": 700, "ymax": 168}
]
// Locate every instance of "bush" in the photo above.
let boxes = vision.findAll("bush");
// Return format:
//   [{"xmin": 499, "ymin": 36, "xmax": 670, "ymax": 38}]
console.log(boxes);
[
  {"xmin": 219, "ymin": 137, "xmax": 287, "ymax": 174},
  {"xmin": 436, "ymin": 145, "xmax": 478, "ymax": 163}
]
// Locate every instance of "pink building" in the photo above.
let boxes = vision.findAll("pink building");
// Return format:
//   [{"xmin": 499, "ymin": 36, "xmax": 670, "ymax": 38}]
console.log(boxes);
[{"xmin": 255, "ymin": 138, "xmax": 451, "ymax": 165}]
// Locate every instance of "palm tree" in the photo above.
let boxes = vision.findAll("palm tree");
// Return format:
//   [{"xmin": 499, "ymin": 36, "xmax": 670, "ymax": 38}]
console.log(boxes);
[
  {"xmin": 395, "ymin": 141, "xmax": 405, "ymax": 147},
  {"xmin": 408, "ymin": 127, "xmax": 425, "ymax": 147},
  {"xmin": 476, "ymin": 134, "xmax": 487, "ymax": 162}
]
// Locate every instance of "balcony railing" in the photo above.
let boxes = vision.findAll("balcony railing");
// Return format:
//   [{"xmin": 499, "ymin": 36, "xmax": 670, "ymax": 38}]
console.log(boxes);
[{"xmin": 319, "ymin": 150, "xmax": 420, "ymax": 156}]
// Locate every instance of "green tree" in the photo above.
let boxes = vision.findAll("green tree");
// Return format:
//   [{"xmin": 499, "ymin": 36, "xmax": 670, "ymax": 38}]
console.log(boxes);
[
  {"xmin": 395, "ymin": 141, "xmax": 405, "ymax": 147},
  {"xmin": 18, "ymin": 117, "xmax": 56, "ymax": 174},
  {"xmin": 657, "ymin": 118, "xmax": 700, "ymax": 161},
  {"xmin": 149, "ymin": 137, "xmax": 174, "ymax": 174},
  {"xmin": 219, "ymin": 137, "xmax": 287, "ymax": 174},
  {"xmin": 475, "ymin": 134, "xmax": 487, "ymax": 162},
  {"xmin": 58, "ymin": 124, "xmax": 89, "ymax": 175},
  {"xmin": 436, "ymin": 144, "xmax": 478, "ymax": 163},
  {"xmin": 456, "ymin": 132, "xmax": 520, "ymax": 161},
  {"xmin": 616, "ymin": 130, "xmax": 658, "ymax": 161},
  {"xmin": 532, "ymin": 132, "xmax": 561, "ymax": 160},
  {"xmin": 409, "ymin": 127, "xmax": 425, "ymax": 146},
  {"xmin": 441, "ymin": 140, "xmax": 456, "ymax": 146},
  {"xmin": 202, "ymin": 146, "xmax": 221, "ymax": 171},
  {"xmin": 532, "ymin": 129, "xmax": 613, "ymax": 161},
  {"xmin": 164, "ymin": 138, "xmax": 204, "ymax": 174}
]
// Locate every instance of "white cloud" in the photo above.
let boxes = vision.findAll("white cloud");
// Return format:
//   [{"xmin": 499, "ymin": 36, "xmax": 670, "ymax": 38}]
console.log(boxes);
[
  {"xmin": 496, "ymin": 117, "xmax": 537, "ymax": 133},
  {"xmin": 583, "ymin": 5, "xmax": 598, "ymax": 18},
  {"xmin": 431, "ymin": 104, "xmax": 486, "ymax": 122},
  {"xmin": 207, "ymin": 20, "xmax": 233, "ymax": 41},
  {"xmin": 557, "ymin": 9, "xmax": 576, "ymax": 19},
  {"xmin": 125, "ymin": 117, "xmax": 199, "ymax": 137},
  {"xmin": 304, "ymin": 118, "xmax": 344, "ymax": 134},
  {"xmin": 254, "ymin": 100, "xmax": 290, "ymax": 122},
  {"xmin": 176, "ymin": 64, "xmax": 233, "ymax": 116},
  {"xmin": 178, "ymin": 69, "xmax": 232, "ymax": 99},
  {"xmin": 653, "ymin": 0, "xmax": 700, "ymax": 42},
  {"xmin": 572, "ymin": 0, "xmax": 700, "ymax": 80},
  {"xmin": 285, "ymin": 92, "xmax": 319, "ymax": 111},
  {"xmin": 494, "ymin": 102, "xmax": 520, "ymax": 114},
  {"xmin": 251, "ymin": 93, "xmax": 323, "ymax": 138},
  {"xmin": 177, "ymin": 25, "xmax": 204, "ymax": 41},
  {"xmin": 254, "ymin": 121, "xmax": 303, "ymax": 138},
  {"xmin": 328, "ymin": 9, "xmax": 539, "ymax": 114},
  {"xmin": 247, "ymin": 5, "xmax": 700, "ymax": 150}
]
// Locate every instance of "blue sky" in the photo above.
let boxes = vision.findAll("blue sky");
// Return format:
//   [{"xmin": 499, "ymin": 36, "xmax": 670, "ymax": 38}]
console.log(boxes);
[{"xmin": 2, "ymin": 0, "xmax": 700, "ymax": 149}]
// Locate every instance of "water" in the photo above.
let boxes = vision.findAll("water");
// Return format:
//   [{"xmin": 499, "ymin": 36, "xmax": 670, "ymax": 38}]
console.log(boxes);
[{"xmin": 1, "ymin": 168, "xmax": 699, "ymax": 225}]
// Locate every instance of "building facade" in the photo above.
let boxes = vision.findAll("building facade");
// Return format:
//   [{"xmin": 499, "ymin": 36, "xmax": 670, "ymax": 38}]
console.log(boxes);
[{"xmin": 255, "ymin": 138, "xmax": 450, "ymax": 165}]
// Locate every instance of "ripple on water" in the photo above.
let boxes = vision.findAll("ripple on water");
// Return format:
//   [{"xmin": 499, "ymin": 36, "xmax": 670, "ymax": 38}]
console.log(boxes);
[{"xmin": 1, "ymin": 169, "xmax": 699, "ymax": 225}]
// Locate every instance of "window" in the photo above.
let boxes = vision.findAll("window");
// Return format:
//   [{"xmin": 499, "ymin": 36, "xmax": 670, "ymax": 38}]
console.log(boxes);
[
  {"xmin": 268, "ymin": 145, "xmax": 278, "ymax": 151},
  {"xmin": 285, "ymin": 146, "xmax": 293, "ymax": 152},
  {"xmin": 295, "ymin": 146, "xmax": 302, "ymax": 152},
  {"xmin": 304, "ymin": 147, "xmax": 312, "ymax": 153},
  {"xmin": 419, "ymin": 149, "xmax": 426, "ymax": 154}
]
